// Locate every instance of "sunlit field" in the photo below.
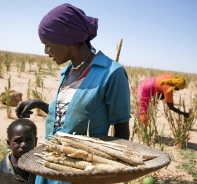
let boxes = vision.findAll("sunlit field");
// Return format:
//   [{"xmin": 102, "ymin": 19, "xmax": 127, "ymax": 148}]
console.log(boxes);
[{"xmin": 0, "ymin": 50, "xmax": 197, "ymax": 183}]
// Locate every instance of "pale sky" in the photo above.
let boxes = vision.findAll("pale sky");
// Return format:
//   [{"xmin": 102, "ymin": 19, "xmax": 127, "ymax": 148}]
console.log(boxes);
[{"xmin": 0, "ymin": 0, "xmax": 196, "ymax": 73}]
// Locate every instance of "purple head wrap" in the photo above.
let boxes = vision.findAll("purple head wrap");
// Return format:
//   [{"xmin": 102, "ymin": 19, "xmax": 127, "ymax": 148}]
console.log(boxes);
[{"xmin": 38, "ymin": 3, "xmax": 98, "ymax": 49}]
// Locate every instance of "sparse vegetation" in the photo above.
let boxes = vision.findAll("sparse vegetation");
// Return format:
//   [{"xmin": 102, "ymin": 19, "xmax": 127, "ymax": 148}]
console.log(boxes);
[
  {"xmin": 0, "ymin": 139, "xmax": 9, "ymax": 160},
  {"xmin": 177, "ymin": 149, "xmax": 197, "ymax": 180},
  {"xmin": 0, "ymin": 50, "xmax": 196, "ymax": 183},
  {"xmin": 163, "ymin": 94, "xmax": 197, "ymax": 148},
  {"xmin": 3, "ymin": 76, "xmax": 12, "ymax": 118}
]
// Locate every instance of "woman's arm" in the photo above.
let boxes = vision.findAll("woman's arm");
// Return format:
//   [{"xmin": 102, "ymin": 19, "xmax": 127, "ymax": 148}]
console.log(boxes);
[
  {"xmin": 105, "ymin": 67, "xmax": 131, "ymax": 140},
  {"xmin": 114, "ymin": 122, "xmax": 130, "ymax": 140},
  {"xmin": 15, "ymin": 100, "xmax": 49, "ymax": 118},
  {"xmin": 166, "ymin": 102, "xmax": 189, "ymax": 118}
]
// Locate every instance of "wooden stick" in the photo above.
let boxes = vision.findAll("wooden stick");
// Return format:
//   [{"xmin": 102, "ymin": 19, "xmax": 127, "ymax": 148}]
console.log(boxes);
[{"xmin": 115, "ymin": 38, "xmax": 123, "ymax": 62}]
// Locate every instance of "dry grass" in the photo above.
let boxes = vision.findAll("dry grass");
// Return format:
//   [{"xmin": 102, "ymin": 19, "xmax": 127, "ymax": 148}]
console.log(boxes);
[{"xmin": 0, "ymin": 50, "xmax": 197, "ymax": 183}]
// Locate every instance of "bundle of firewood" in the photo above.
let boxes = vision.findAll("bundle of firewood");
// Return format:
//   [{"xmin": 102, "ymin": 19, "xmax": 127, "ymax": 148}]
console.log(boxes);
[{"xmin": 35, "ymin": 132, "xmax": 157, "ymax": 172}]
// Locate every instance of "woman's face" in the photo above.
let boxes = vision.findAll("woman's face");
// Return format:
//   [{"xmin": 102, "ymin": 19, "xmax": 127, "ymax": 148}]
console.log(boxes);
[
  {"xmin": 40, "ymin": 36, "xmax": 76, "ymax": 65},
  {"xmin": 7, "ymin": 125, "xmax": 37, "ymax": 159}
]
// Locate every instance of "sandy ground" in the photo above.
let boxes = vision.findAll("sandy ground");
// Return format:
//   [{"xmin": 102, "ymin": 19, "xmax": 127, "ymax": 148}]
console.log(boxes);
[{"xmin": 0, "ymin": 64, "xmax": 196, "ymax": 183}]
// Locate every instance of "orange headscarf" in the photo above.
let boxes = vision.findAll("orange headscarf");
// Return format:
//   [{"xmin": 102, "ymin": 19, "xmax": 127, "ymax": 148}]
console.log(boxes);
[{"xmin": 160, "ymin": 76, "xmax": 186, "ymax": 93}]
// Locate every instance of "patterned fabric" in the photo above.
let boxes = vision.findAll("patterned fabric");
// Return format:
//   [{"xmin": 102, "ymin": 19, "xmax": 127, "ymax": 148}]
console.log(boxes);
[
  {"xmin": 54, "ymin": 79, "xmax": 84, "ymax": 134},
  {"xmin": 54, "ymin": 66, "xmax": 91, "ymax": 134}
]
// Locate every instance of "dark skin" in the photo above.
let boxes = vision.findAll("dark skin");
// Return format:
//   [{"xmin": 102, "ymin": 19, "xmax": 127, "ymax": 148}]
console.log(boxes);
[
  {"xmin": 114, "ymin": 122, "xmax": 130, "ymax": 140},
  {"xmin": 7, "ymin": 125, "xmax": 37, "ymax": 181},
  {"xmin": 157, "ymin": 90, "xmax": 189, "ymax": 118},
  {"xmin": 166, "ymin": 102, "xmax": 189, "ymax": 117},
  {"xmin": 15, "ymin": 37, "xmax": 130, "ymax": 140}
]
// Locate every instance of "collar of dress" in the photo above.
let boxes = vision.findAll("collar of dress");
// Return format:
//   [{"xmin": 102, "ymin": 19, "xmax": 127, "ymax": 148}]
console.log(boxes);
[{"xmin": 60, "ymin": 51, "xmax": 109, "ymax": 76}]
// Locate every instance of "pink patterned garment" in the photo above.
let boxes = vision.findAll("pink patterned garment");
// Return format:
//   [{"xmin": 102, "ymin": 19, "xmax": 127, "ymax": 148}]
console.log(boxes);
[{"xmin": 137, "ymin": 77, "xmax": 156, "ymax": 114}]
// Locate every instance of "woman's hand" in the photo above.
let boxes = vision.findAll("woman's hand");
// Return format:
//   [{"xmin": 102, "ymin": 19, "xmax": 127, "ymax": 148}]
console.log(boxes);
[
  {"xmin": 182, "ymin": 112, "xmax": 190, "ymax": 118},
  {"xmin": 15, "ymin": 100, "xmax": 49, "ymax": 118},
  {"xmin": 166, "ymin": 102, "xmax": 190, "ymax": 118},
  {"xmin": 15, "ymin": 100, "xmax": 38, "ymax": 118}
]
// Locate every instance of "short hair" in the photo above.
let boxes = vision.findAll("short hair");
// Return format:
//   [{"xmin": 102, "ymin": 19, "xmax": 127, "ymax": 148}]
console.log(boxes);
[{"xmin": 7, "ymin": 118, "xmax": 37, "ymax": 140}]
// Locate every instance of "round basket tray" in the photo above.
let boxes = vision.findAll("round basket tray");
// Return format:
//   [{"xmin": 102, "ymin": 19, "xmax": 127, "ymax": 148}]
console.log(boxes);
[{"xmin": 18, "ymin": 136, "xmax": 170, "ymax": 184}]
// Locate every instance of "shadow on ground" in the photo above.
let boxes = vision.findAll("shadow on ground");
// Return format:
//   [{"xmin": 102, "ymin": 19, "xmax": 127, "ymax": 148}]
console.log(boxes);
[
  {"xmin": 155, "ymin": 135, "xmax": 197, "ymax": 151},
  {"xmin": 156, "ymin": 176, "xmax": 197, "ymax": 184}
]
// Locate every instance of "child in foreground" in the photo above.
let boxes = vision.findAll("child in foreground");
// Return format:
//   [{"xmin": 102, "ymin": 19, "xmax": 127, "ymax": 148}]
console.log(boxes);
[{"xmin": 0, "ymin": 118, "xmax": 37, "ymax": 184}]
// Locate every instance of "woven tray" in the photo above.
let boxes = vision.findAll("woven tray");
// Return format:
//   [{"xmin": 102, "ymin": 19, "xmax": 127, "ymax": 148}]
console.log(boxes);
[{"xmin": 18, "ymin": 136, "xmax": 170, "ymax": 184}]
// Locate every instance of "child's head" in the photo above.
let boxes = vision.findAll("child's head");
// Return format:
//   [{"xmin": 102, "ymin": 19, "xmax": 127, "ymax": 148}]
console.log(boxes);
[{"xmin": 7, "ymin": 118, "xmax": 37, "ymax": 159}]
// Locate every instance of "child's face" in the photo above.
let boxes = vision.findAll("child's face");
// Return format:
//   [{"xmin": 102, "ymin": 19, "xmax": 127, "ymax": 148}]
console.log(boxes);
[{"xmin": 7, "ymin": 125, "xmax": 37, "ymax": 159}]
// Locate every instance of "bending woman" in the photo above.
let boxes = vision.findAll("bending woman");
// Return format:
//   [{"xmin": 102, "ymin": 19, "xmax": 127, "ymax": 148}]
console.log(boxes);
[{"xmin": 137, "ymin": 73, "xmax": 189, "ymax": 125}]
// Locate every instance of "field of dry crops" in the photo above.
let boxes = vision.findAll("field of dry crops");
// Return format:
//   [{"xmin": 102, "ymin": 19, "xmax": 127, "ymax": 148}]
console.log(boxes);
[{"xmin": 0, "ymin": 50, "xmax": 197, "ymax": 183}]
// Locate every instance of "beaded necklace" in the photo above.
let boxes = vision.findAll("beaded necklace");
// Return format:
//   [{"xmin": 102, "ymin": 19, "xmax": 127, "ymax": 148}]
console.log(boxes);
[
  {"xmin": 71, "ymin": 51, "xmax": 91, "ymax": 70},
  {"xmin": 61, "ymin": 51, "xmax": 92, "ymax": 89}
]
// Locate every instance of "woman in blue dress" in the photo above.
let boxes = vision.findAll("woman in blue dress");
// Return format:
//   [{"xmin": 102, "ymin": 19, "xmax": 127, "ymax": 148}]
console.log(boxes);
[{"xmin": 15, "ymin": 3, "xmax": 131, "ymax": 184}]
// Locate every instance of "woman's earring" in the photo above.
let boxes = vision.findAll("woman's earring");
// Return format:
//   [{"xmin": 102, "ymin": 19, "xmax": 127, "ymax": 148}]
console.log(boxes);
[{"xmin": 45, "ymin": 46, "xmax": 50, "ymax": 54}]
